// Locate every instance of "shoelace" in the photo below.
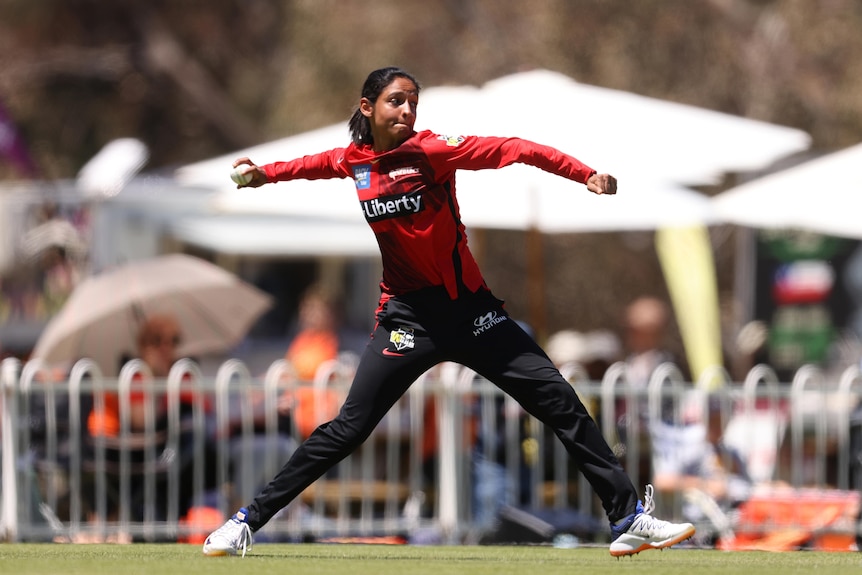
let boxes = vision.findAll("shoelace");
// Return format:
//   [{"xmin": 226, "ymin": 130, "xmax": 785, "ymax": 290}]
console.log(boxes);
[
  {"xmin": 642, "ymin": 483, "xmax": 656, "ymax": 515},
  {"xmin": 235, "ymin": 522, "xmax": 252, "ymax": 558},
  {"xmin": 213, "ymin": 517, "xmax": 252, "ymax": 557},
  {"xmin": 629, "ymin": 484, "xmax": 675, "ymax": 536},
  {"xmin": 611, "ymin": 483, "xmax": 661, "ymax": 540}
]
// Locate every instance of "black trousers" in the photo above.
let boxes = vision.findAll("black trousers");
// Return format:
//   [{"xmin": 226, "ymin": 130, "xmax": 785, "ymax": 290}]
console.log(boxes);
[{"xmin": 246, "ymin": 287, "xmax": 639, "ymax": 529}]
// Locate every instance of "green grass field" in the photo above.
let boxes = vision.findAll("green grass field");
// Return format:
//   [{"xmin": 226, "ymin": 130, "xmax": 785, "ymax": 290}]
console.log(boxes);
[
  {"xmin": 1, "ymin": 543, "xmax": 862, "ymax": 575},
  {"xmin": 5, "ymin": 543, "xmax": 862, "ymax": 575}
]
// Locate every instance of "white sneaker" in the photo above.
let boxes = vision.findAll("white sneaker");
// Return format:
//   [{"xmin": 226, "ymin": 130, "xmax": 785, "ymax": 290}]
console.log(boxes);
[
  {"xmin": 202, "ymin": 508, "xmax": 253, "ymax": 557},
  {"xmin": 609, "ymin": 485, "xmax": 695, "ymax": 557}
]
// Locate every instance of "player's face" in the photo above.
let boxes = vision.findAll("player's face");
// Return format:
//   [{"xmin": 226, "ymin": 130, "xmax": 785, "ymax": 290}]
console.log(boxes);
[{"xmin": 361, "ymin": 77, "xmax": 418, "ymax": 151}]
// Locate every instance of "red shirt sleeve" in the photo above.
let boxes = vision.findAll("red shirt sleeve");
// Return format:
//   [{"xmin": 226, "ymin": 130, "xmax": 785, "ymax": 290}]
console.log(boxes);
[
  {"xmin": 262, "ymin": 147, "xmax": 353, "ymax": 182},
  {"xmin": 421, "ymin": 132, "xmax": 596, "ymax": 184}
]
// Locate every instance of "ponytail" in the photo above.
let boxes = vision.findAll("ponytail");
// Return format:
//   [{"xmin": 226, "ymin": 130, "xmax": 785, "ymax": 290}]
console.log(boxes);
[{"xmin": 348, "ymin": 108, "xmax": 371, "ymax": 146}]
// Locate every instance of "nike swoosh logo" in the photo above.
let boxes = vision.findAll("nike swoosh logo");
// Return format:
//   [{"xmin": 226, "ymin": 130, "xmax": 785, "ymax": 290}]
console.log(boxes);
[{"xmin": 382, "ymin": 349, "xmax": 405, "ymax": 357}]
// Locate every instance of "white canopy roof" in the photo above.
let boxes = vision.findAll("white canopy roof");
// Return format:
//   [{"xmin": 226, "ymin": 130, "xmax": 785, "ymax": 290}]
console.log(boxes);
[
  {"xmin": 170, "ymin": 214, "xmax": 379, "ymax": 256},
  {"xmin": 175, "ymin": 69, "xmax": 811, "ymax": 235},
  {"xmin": 711, "ymin": 142, "xmax": 862, "ymax": 239}
]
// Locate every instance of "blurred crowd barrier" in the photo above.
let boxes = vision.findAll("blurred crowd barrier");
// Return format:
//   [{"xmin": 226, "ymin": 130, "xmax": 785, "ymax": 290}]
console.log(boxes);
[{"xmin": 1, "ymin": 357, "xmax": 861, "ymax": 549}]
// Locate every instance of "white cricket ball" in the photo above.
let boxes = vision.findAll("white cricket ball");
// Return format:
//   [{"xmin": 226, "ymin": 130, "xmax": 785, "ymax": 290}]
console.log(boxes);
[{"xmin": 230, "ymin": 166, "xmax": 253, "ymax": 186}]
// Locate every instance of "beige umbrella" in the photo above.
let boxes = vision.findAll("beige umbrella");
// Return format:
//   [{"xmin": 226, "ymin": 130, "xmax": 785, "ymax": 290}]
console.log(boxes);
[{"xmin": 30, "ymin": 253, "xmax": 273, "ymax": 376}]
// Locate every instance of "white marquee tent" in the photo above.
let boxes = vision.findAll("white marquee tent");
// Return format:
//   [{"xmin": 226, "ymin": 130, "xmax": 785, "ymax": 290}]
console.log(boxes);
[
  {"xmin": 711, "ymin": 142, "xmax": 862, "ymax": 239},
  {"xmin": 175, "ymin": 69, "xmax": 811, "ymax": 241},
  {"xmin": 170, "ymin": 70, "xmax": 813, "ymax": 373}
]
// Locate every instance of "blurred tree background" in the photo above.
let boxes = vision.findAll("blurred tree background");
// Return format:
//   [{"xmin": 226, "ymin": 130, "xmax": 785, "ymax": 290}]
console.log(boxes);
[{"xmin": 2, "ymin": 0, "xmax": 860, "ymax": 366}]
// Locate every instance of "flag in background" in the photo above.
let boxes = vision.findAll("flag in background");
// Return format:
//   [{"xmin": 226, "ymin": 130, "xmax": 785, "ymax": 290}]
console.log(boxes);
[
  {"xmin": 655, "ymin": 225, "xmax": 724, "ymax": 388},
  {"xmin": 0, "ymin": 99, "xmax": 37, "ymax": 176}
]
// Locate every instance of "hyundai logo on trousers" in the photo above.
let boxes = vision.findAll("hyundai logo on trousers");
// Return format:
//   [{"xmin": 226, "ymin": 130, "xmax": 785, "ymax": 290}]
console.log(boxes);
[{"xmin": 472, "ymin": 310, "xmax": 507, "ymax": 336}]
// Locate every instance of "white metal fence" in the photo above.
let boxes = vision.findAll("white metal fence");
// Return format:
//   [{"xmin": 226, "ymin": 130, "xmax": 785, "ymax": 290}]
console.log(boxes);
[{"xmin": 2, "ymin": 357, "xmax": 861, "ymax": 548}]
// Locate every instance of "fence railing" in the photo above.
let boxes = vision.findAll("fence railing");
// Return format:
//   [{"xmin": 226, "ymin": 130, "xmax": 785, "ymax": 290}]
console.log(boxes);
[{"xmin": 2, "ymin": 357, "xmax": 861, "ymax": 548}]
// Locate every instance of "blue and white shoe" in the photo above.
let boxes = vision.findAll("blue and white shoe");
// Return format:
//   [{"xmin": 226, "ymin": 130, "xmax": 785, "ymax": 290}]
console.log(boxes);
[
  {"xmin": 609, "ymin": 485, "xmax": 695, "ymax": 557},
  {"xmin": 202, "ymin": 508, "xmax": 253, "ymax": 557}
]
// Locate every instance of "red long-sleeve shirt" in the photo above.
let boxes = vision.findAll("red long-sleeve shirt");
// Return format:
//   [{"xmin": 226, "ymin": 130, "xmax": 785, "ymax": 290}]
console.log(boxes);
[{"xmin": 263, "ymin": 129, "xmax": 596, "ymax": 302}]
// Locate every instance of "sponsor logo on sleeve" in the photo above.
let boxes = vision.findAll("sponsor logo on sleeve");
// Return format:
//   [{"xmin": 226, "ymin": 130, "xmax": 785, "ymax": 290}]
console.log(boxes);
[
  {"xmin": 353, "ymin": 165, "xmax": 372, "ymax": 189},
  {"xmin": 438, "ymin": 135, "xmax": 465, "ymax": 147}
]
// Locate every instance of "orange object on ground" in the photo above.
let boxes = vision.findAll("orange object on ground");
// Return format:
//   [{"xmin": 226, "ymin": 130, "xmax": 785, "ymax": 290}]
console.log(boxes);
[
  {"xmin": 178, "ymin": 506, "xmax": 226, "ymax": 544},
  {"xmin": 717, "ymin": 488, "xmax": 860, "ymax": 552}
]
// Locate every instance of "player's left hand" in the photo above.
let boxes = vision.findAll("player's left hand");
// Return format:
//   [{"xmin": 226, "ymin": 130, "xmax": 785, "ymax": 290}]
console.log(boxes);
[{"xmin": 587, "ymin": 173, "xmax": 617, "ymax": 195}]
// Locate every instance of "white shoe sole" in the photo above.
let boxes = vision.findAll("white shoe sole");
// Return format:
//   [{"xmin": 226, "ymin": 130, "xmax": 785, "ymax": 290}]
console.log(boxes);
[
  {"xmin": 609, "ymin": 524, "xmax": 696, "ymax": 557},
  {"xmin": 202, "ymin": 547, "xmax": 236, "ymax": 557}
]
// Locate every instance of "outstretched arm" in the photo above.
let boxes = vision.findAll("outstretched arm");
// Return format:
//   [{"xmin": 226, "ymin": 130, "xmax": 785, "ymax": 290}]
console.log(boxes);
[
  {"xmin": 426, "ymin": 133, "xmax": 617, "ymax": 193},
  {"xmin": 232, "ymin": 148, "xmax": 351, "ymax": 188}
]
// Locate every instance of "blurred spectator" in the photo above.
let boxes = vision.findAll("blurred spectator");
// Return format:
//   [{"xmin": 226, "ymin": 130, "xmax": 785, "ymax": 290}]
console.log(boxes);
[
  {"xmin": 21, "ymin": 203, "xmax": 87, "ymax": 317},
  {"xmin": 650, "ymin": 394, "xmax": 751, "ymax": 504},
  {"xmin": 0, "ymin": 276, "xmax": 9, "ymax": 324},
  {"xmin": 471, "ymin": 388, "xmax": 535, "ymax": 536},
  {"xmin": 222, "ymin": 287, "xmax": 349, "ymax": 509},
  {"xmin": 87, "ymin": 314, "xmax": 184, "ymax": 435},
  {"xmin": 623, "ymin": 296, "xmax": 675, "ymax": 388},
  {"xmin": 648, "ymin": 392, "xmax": 749, "ymax": 544},
  {"xmin": 86, "ymin": 314, "xmax": 216, "ymax": 526},
  {"xmin": 470, "ymin": 322, "xmax": 537, "ymax": 538},
  {"xmin": 39, "ymin": 246, "xmax": 81, "ymax": 315},
  {"xmin": 650, "ymin": 391, "xmax": 862, "ymax": 549},
  {"xmin": 583, "ymin": 329, "xmax": 622, "ymax": 380},
  {"xmin": 546, "ymin": 329, "xmax": 622, "ymax": 382},
  {"xmin": 284, "ymin": 285, "xmax": 340, "ymax": 382},
  {"xmin": 732, "ymin": 320, "xmax": 770, "ymax": 380},
  {"xmin": 545, "ymin": 329, "xmax": 588, "ymax": 369},
  {"xmin": 613, "ymin": 297, "xmax": 679, "ymax": 482}
]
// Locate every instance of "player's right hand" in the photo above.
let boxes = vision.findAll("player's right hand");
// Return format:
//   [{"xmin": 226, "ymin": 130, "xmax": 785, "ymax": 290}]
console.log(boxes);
[{"xmin": 587, "ymin": 173, "xmax": 617, "ymax": 195}]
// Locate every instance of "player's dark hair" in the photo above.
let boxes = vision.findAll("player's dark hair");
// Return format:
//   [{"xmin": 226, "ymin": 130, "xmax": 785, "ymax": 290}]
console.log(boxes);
[{"xmin": 348, "ymin": 67, "xmax": 420, "ymax": 146}]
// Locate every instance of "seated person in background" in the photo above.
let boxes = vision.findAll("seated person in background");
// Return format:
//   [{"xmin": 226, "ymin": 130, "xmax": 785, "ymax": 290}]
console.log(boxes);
[
  {"xmin": 623, "ymin": 296, "xmax": 676, "ymax": 389},
  {"xmin": 86, "ymin": 314, "xmax": 215, "ymax": 523},
  {"xmin": 649, "ymin": 393, "xmax": 751, "ymax": 541},
  {"xmin": 616, "ymin": 297, "xmax": 679, "ymax": 479},
  {"xmin": 223, "ymin": 288, "xmax": 344, "ymax": 510},
  {"xmin": 274, "ymin": 284, "xmax": 344, "ymax": 441},
  {"xmin": 470, "ymin": 322, "xmax": 538, "ymax": 538},
  {"xmin": 87, "ymin": 314, "xmax": 184, "ymax": 435},
  {"xmin": 653, "ymin": 392, "xmax": 862, "ymax": 551},
  {"xmin": 284, "ymin": 285, "xmax": 340, "ymax": 382}
]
